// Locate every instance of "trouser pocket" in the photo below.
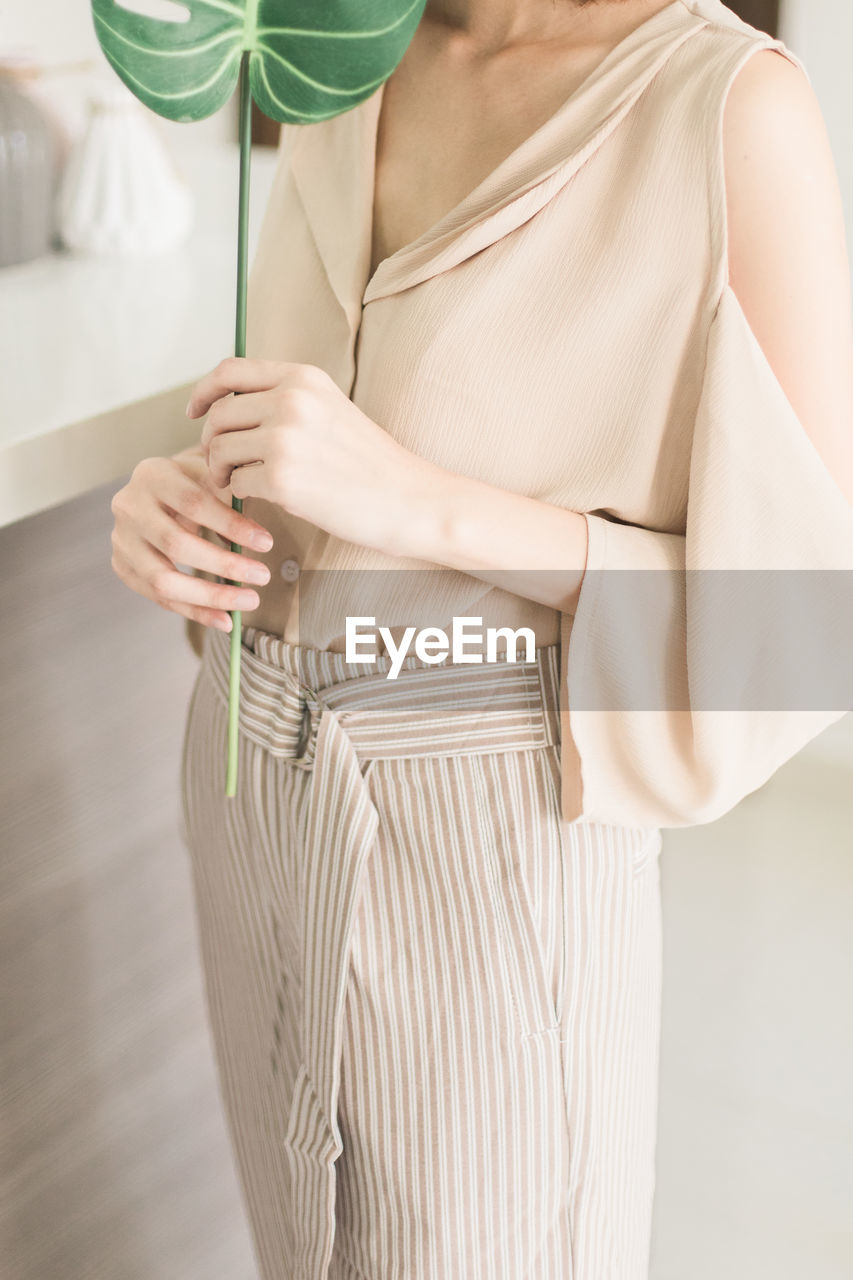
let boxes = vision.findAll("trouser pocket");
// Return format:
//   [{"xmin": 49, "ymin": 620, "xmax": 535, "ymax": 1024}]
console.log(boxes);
[{"xmin": 470, "ymin": 752, "xmax": 564, "ymax": 1041}]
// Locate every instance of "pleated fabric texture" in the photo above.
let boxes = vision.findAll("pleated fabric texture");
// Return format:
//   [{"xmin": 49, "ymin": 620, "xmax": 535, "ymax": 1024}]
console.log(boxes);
[{"xmin": 180, "ymin": 623, "xmax": 663, "ymax": 1279}]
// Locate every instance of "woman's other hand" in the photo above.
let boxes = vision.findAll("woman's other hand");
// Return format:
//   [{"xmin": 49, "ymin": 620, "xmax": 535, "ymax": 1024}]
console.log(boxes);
[
  {"xmin": 186, "ymin": 359, "xmax": 439, "ymax": 557},
  {"xmin": 109, "ymin": 445, "xmax": 275, "ymax": 633}
]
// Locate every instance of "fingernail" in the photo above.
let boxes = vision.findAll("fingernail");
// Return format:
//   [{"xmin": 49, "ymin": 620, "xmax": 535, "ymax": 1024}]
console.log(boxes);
[
  {"xmin": 252, "ymin": 531, "xmax": 274, "ymax": 550},
  {"xmin": 185, "ymin": 400, "xmax": 194, "ymax": 417}
]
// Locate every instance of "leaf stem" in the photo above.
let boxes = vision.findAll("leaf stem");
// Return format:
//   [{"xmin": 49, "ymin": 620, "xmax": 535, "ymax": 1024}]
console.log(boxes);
[{"xmin": 225, "ymin": 47, "xmax": 253, "ymax": 797}]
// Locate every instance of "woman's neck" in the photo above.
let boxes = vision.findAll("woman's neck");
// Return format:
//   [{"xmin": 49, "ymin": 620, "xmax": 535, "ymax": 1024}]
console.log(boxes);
[{"xmin": 422, "ymin": 0, "xmax": 677, "ymax": 55}]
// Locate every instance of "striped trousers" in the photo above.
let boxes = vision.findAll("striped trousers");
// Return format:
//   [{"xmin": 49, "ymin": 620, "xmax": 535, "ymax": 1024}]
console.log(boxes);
[{"xmin": 179, "ymin": 622, "xmax": 663, "ymax": 1280}]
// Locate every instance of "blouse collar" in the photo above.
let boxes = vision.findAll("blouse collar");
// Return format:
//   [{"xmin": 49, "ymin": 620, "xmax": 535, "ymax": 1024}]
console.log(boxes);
[{"xmin": 287, "ymin": 0, "xmax": 712, "ymax": 329}]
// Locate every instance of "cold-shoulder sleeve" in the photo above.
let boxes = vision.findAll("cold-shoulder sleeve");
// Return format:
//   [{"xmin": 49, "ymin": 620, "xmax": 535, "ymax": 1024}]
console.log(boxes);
[{"xmin": 559, "ymin": 283, "xmax": 853, "ymax": 828}]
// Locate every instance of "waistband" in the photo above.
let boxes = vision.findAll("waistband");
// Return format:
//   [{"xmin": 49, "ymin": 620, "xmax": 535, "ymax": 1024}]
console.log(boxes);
[{"xmin": 200, "ymin": 622, "xmax": 561, "ymax": 763}]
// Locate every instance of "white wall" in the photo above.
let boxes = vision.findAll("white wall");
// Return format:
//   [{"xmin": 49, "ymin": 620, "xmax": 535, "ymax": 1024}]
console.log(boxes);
[{"xmin": 0, "ymin": 1, "xmax": 237, "ymax": 147}]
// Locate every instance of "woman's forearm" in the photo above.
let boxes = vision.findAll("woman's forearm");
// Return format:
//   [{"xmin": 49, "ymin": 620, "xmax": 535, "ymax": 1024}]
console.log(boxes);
[{"xmin": 389, "ymin": 461, "xmax": 590, "ymax": 616}]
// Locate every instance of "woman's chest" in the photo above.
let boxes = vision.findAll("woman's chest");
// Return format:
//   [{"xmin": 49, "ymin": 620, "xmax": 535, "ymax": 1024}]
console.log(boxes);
[{"xmin": 369, "ymin": 37, "xmax": 625, "ymax": 277}]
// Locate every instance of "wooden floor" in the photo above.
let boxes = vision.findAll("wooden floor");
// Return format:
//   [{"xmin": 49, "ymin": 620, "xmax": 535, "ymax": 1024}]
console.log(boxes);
[{"xmin": 0, "ymin": 482, "xmax": 258, "ymax": 1280}]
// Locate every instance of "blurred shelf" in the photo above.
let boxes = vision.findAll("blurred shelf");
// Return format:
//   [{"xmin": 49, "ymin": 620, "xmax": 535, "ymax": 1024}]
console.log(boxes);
[{"xmin": 0, "ymin": 139, "xmax": 278, "ymax": 527}]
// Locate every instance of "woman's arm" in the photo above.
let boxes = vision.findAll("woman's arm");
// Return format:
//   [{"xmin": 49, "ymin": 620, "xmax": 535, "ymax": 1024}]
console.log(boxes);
[{"xmin": 722, "ymin": 48, "xmax": 853, "ymax": 506}]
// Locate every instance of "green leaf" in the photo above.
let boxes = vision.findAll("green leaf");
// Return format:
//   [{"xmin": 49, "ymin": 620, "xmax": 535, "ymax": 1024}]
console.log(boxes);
[{"xmin": 91, "ymin": 0, "xmax": 427, "ymax": 124}]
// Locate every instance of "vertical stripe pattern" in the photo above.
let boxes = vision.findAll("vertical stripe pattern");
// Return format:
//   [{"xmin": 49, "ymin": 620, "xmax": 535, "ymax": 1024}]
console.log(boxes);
[{"xmin": 180, "ymin": 624, "xmax": 663, "ymax": 1279}]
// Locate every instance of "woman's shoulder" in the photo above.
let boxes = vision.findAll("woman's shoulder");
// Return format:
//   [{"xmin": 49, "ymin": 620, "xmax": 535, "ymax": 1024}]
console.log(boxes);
[
  {"xmin": 643, "ymin": 12, "xmax": 823, "ymax": 309},
  {"xmin": 721, "ymin": 40, "xmax": 830, "ymax": 284},
  {"xmin": 722, "ymin": 41, "xmax": 816, "ymax": 141},
  {"xmin": 719, "ymin": 43, "xmax": 853, "ymax": 510},
  {"xmin": 679, "ymin": 0, "xmax": 806, "ymax": 64},
  {"xmin": 661, "ymin": 2, "xmax": 810, "ymax": 106}
]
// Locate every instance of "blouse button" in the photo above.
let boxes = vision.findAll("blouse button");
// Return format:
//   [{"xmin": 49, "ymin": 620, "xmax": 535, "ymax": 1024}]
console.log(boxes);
[{"xmin": 279, "ymin": 557, "xmax": 300, "ymax": 583}]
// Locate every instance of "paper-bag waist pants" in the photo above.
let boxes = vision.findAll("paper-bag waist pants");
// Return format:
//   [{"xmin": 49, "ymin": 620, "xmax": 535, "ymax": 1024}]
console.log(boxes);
[{"xmin": 179, "ymin": 622, "xmax": 663, "ymax": 1280}]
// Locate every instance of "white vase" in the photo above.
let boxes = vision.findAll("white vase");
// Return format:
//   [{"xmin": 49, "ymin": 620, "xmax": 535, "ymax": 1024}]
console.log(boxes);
[
  {"xmin": 58, "ymin": 81, "xmax": 193, "ymax": 256},
  {"xmin": 0, "ymin": 65, "xmax": 61, "ymax": 267}
]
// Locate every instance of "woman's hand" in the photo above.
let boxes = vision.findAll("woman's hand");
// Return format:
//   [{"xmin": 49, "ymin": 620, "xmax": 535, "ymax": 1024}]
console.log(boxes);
[
  {"xmin": 186, "ymin": 358, "xmax": 438, "ymax": 556},
  {"xmin": 109, "ymin": 446, "xmax": 276, "ymax": 633},
  {"xmin": 185, "ymin": 357, "xmax": 590, "ymax": 614}
]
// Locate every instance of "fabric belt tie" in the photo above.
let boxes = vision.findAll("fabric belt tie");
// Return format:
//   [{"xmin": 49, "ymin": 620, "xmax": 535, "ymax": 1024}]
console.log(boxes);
[{"xmin": 200, "ymin": 623, "xmax": 561, "ymax": 1279}]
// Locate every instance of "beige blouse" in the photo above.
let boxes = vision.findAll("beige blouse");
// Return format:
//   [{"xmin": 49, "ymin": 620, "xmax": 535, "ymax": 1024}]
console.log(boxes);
[{"xmin": 185, "ymin": 0, "xmax": 853, "ymax": 829}]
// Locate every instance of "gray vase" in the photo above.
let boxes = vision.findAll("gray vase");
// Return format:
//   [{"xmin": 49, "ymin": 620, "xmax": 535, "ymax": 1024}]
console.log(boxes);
[{"xmin": 0, "ymin": 73, "xmax": 60, "ymax": 268}]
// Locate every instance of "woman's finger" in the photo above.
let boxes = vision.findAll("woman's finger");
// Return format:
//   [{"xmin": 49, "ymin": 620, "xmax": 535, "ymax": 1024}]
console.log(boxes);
[
  {"xmin": 112, "ymin": 537, "xmax": 262, "ymax": 614},
  {"xmin": 113, "ymin": 544, "xmax": 234, "ymax": 630},
  {"xmin": 156, "ymin": 596, "xmax": 235, "ymax": 631},
  {"xmin": 206, "ymin": 426, "xmax": 269, "ymax": 490},
  {"xmin": 158, "ymin": 592, "xmax": 236, "ymax": 631},
  {"xmin": 186, "ymin": 357, "xmax": 292, "ymax": 419},
  {"xmin": 144, "ymin": 456, "xmax": 274, "ymax": 551},
  {"xmin": 198, "ymin": 390, "xmax": 270, "ymax": 454},
  {"xmin": 144, "ymin": 502, "xmax": 272, "ymax": 585}
]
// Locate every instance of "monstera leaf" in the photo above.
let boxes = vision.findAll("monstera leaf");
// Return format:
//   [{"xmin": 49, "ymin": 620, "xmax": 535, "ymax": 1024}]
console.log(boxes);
[{"xmin": 92, "ymin": 0, "xmax": 427, "ymax": 124}]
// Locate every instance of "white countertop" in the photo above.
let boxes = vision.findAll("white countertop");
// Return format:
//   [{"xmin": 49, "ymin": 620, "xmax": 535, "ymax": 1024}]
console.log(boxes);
[{"xmin": 0, "ymin": 140, "xmax": 278, "ymax": 527}]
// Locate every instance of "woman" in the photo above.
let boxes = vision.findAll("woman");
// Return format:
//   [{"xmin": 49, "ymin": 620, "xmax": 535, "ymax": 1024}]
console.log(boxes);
[{"xmin": 109, "ymin": 1, "xmax": 853, "ymax": 1276}]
